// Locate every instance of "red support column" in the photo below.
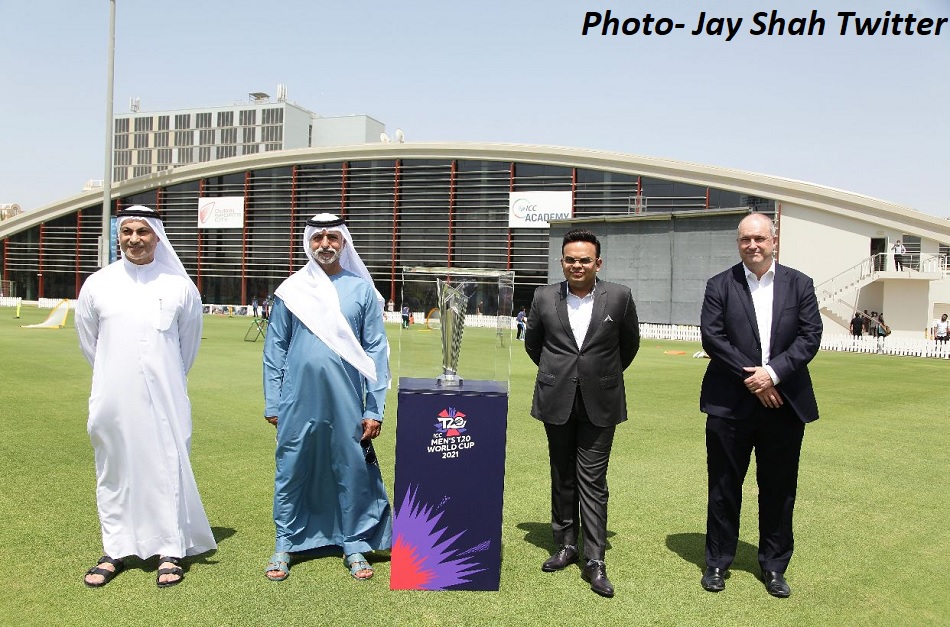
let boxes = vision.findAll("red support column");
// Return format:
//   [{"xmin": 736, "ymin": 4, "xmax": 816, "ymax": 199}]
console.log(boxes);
[
  {"xmin": 241, "ymin": 170, "xmax": 250, "ymax": 306},
  {"xmin": 390, "ymin": 160, "xmax": 401, "ymax": 295},
  {"xmin": 571, "ymin": 167, "xmax": 577, "ymax": 214},
  {"xmin": 75, "ymin": 210, "xmax": 83, "ymax": 297},
  {"xmin": 197, "ymin": 180, "xmax": 204, "ymax": 294},
  {"xmin": 507, "ymin": 162, "xmax": 515, "ymax": 271},
  {"xmin": 447, "ymin": 160, "xmax": 457, "ymax": 271},
  {"xmin": 290, "ymin": 165, "xmax": 298, "ymax": 275},
  {"xmin": 341, "ymin": 162, "xmax": 349, "ymax": 217},
  {"xmin": 705, "ymin": 187, "xmax": 710, "ymax": 209},
  {"xmin": 38, "ymin": 223, "xmax": 45, "ymax": 299},
  {"xmin": 775, "ymin": 202, "xmax": 782, "ymax": 262}
]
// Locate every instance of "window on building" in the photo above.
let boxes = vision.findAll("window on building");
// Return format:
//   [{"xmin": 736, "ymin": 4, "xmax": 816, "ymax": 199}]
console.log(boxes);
[
  {"xmin": 196, "ymin": 112, "xmax": 212, "ymax": 128},
  {"xmin": 158, "ymin": 115, "xmax": 170, "ymax": 131},
  {"xmin": 263, "ymin": 107, "xmax": 283, "ymax": 125},
  {"xmin": 175, "ymin": 114, "xmax": 191, "ymax": 129}
]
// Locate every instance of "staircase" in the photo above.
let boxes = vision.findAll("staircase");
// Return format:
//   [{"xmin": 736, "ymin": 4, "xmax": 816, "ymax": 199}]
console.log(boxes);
[
  {"xmin": 816, "ymin": 252, "xmax": 948, "ymax": 331},
  {"xmin": 815, "ymin": 254, "xmax": 884, "ymax": 328}
]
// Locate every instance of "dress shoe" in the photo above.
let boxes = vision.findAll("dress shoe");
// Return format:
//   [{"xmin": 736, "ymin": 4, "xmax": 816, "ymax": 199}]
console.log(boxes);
[
  {"xmin": 700, "ymin": 566, "xmax": 726, "ymax": 592},
  {"xmin": 761, "ymin": 570, "xmax": 791, "ymax": 598},
  {"xmin": 581, "ymin": 560, "xmax": 614, "ymax": 598},
  {"xmin": 541, "ymin": 545, "xmax": 579, "ymax": 572}
]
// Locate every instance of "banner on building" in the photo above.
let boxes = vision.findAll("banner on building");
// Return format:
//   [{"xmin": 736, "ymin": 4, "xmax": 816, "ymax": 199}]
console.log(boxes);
[
  {"xmin": 198, "ymin": 196, "xmax": 245, "ymax": 229},
  {"xmin": 508, "ymin": 191, "xmax": 572, "ymax": 229}
]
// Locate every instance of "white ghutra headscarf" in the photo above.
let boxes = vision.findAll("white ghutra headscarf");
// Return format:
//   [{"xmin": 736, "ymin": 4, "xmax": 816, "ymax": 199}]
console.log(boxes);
[
  {"xmin": 274, "ymin": 213, "xmax": 384, "ymax": 383},
  {"xmin": 116, "ymin": 205, "xmax": 198, "ymax": 297}
]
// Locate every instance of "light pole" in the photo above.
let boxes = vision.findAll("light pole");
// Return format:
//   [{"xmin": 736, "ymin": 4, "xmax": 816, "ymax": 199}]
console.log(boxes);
[{"xmin": 100, "ymin": 0, "xmax": 116, "ymax": 267}]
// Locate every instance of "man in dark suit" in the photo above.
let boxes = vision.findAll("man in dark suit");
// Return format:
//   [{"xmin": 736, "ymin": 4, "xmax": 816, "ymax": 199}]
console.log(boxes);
[
  {"xmin": 699, "ymin": 213, "xmax": 822, "ymax": 598},
  {"xmin": 525, "ymin": 229, "xmax": 640, "ymax": 598}
]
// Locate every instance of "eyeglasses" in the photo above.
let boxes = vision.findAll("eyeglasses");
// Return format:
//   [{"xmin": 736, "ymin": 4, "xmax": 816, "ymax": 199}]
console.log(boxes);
[{"xmin": 562, "ymin": 256, "xmax": 595, "ymax": 266}]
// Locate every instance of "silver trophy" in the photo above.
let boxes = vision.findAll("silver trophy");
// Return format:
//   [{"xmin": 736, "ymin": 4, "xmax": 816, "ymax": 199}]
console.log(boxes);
[{"xmin": 436, "ymin": 278, "xmax": 467, "ymax": 386}]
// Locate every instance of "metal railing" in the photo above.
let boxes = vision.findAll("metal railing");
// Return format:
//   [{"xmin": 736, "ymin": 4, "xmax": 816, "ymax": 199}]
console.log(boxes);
[{"xmin": 815, "ymin": 253, "xmax": 884, "ymax": 307}]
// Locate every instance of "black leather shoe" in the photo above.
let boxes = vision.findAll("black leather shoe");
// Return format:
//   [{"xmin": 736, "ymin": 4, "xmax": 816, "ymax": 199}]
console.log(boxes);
[
  {"xmin": 541, "ymin": 545, "xmax": 579, "ymax": 572},
  {"xmin": 701, "ymin": 566, "xmax": 726, "ymax": 592},
  {"xmin": 581, "ymin": 560, "xmax": 614, "ymax": 598},
  {"xmin": 762, "ymin": 570, "xmax": 791, "ymax": 598}
]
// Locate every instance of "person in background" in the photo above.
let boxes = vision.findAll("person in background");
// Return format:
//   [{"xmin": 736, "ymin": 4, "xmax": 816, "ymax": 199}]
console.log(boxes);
[
  {"xmin": 75, "ymin": 205, "xmax": 216, "ymax": 589},
  {"xmin": 850, "ymin": 312, "xmax": 864, "ymax": 338},
  {"xmin": 934, "ymin": 313, "xmax": 949, "ymax": 344},
  {"xmin": 515, "ymin": 306, "xmax": 527, "ymax": 340},
  {"xmin": 892, "ymin": 240, "xmax": 906, "ymax": 271}
]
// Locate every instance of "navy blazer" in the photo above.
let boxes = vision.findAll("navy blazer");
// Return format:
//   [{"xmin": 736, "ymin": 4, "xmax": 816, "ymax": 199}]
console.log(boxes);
[
  {"xmin": 525, "ymin": 279, "xmax": 640, "ymax": 427},
  {"xmin": 700, "ymin": 262, "xmax": 822, "ymax": 423}
]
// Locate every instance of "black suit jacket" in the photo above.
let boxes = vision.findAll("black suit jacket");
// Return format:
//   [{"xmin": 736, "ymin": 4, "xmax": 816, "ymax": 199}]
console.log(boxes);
[
  {"xmin": 525, "ymin": 280, "xmax": 640, "ymax": 427},
  {"xmin": 700, "ymin": 262, "xmax": 822, "ymax": 423}
]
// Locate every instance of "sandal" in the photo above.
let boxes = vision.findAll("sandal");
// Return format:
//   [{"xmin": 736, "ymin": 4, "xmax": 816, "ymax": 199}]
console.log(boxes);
[
  {"xmin": 265, "ymin": 552, "xmax": 291, "ymax": 581},
  {"xmin": 156, "ymin": 556, "xmax": 184, "ymax": 588},
  {"xmin": 345, "ymin": 553, "xmax": 374, "ymax": 580},
  {"xmin": 84, "ymin": 555, "xmax": 124, "ymax": 588}
]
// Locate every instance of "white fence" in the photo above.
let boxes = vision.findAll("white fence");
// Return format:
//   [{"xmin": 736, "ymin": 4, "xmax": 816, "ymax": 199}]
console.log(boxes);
[
  {"xmin": 640, "ymin": 324, "xmax": 702, "ymax": 342},
  {"xmin": 38, "ymin": 298, "xmax": 76, "ymax": 309},
  {"xmin": 387, "ymin": 312, "xmax": 517, "ymax": 329},
  {"xmin": 820, "ymin": 333, "xmax": 950, "ymax": 358},
  {"xmin": 637, "ymin": 323, "xmax": 949, "ymax": 359},
  {"xmin": 0, "ymin": 296, "xmax": 22, "ymax": 308}
]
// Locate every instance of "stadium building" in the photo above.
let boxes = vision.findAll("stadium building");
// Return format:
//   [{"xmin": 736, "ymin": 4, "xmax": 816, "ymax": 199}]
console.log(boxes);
[{"xmin": 2, "ymin": 141, "xmax": 948, "ymax": 338}]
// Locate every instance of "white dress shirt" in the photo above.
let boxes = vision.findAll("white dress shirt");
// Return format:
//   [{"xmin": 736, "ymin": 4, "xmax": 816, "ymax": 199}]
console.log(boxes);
[
  {"xmin": 744, "ymin": 261, "xmax": 780, "ymax": 384},
  {"xmin": 566, "ymin": 288, "xmax": 595, "ymax": 350}
]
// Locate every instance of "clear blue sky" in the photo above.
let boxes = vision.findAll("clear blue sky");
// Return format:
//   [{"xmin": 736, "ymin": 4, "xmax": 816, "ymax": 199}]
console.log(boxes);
[{"xmin": 1, "ymin": 0, "xmax": 947, "ymax": 217}]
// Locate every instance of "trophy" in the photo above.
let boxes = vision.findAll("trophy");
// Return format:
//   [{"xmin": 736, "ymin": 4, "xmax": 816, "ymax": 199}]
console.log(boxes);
[{"xmin": 436, "ymin": 278, "xmax": 467, "ymax": 386}]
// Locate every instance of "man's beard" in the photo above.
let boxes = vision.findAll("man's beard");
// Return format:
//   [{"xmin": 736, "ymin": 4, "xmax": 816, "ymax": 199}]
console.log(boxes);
[{"xmin": 311, "ymin": 247, "xmax": 340, "ymax": 266}]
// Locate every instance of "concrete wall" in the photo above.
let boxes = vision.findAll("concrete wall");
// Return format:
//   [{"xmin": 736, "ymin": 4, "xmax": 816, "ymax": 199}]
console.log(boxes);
[
  {"xmin": 284, "ymin": 104, "xmax": 314, "ymax": 149},
  {"xmin": 312, "ymin": 115, "xmax": 385, "ymax": 147}
]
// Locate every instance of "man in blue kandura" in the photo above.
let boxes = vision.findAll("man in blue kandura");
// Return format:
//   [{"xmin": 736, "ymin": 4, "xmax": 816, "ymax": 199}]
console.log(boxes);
[{"xmin": 262, "ymin": 213, "xmax": 391, "ymax": 582}]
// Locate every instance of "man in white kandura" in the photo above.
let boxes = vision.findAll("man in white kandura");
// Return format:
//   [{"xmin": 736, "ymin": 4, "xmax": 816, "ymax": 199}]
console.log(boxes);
[
  {"xmin": 75, "ymin": 205, "xmax": 216, "ymax": 589},
  {"xmin": 262, "ymin": 213, "xmax": 391, "ymax": 582}
]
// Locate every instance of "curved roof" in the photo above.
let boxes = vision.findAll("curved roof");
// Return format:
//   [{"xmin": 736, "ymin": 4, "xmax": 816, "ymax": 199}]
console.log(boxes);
[{"xmin": 3, "ymin": 142, "xmax": 948, "ymax": 241}]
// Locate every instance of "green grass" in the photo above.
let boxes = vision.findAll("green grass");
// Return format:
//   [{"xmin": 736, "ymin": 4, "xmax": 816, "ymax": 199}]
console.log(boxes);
[{"xmin": 1, "ymin": 306, "xmax": 948, "ymax": 626}]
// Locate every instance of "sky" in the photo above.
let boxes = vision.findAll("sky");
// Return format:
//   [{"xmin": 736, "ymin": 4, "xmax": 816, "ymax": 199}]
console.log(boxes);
[{"xmin": 1, "ymin": 0, "xmax": 948, "ymax": 218}]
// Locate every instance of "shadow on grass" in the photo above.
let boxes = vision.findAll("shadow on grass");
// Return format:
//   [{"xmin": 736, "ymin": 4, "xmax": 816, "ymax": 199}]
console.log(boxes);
[
  {"xmin": 278, "ymin": 545, "xmax": 393, "ymax": 570},
  {"xmin": 665, "ymin": 532, "xmax": 760, "ymax": 576},
  {"xmin": 163, "ymin": 527, "xmax": 239, "ymax": 572},
  {"xmin": 516, "ymin": 521, "xmax": 615, "ymax": 554}
]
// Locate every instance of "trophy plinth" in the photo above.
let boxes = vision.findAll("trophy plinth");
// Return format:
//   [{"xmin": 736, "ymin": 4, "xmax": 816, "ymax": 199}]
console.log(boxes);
[
  {"xmin": 437, "ymin": 278, "xmax": 466, "ymax": 387},
  {"xmin": 436, "ymin": 370, "xmax": 462, "ymax": 387}
]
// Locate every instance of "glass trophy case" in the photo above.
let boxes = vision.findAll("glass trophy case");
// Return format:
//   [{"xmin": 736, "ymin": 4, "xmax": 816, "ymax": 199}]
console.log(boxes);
[{"xmin": 397, "ymin": 267, "xmax": 515, "ymax": 389}]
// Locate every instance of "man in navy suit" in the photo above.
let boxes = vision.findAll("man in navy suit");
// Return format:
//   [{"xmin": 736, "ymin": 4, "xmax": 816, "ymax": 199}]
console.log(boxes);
[
  {"xmin": 525, "ymin": 229, "xmax": 640, "ymax": 598},
  {"xmin": 699, "ymin": 213, "xmax": 822, "ymax": 598}
]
